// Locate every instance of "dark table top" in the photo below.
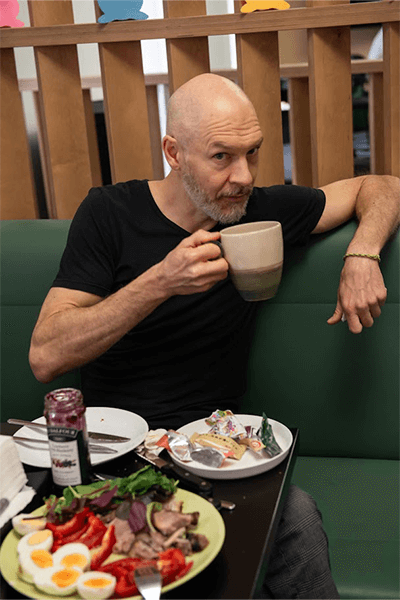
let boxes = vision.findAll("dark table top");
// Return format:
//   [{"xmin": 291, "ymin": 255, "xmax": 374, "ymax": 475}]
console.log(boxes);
[{"xmin": 0, "ymin": 423, "xmax": 298, "ymax": 600}]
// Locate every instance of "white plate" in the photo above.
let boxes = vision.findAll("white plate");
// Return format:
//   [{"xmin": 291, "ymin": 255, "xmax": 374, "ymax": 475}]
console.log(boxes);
[
  {"xmin": 171, "ymin": 414, "xmax": 293, "ymax": 480},
  {"xmin": 13, "ymin": 407, "xmax": 148, "ymax": 467}
]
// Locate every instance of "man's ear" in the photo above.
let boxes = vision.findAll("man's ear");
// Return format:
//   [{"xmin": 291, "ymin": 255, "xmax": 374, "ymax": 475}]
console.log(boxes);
[{"xmin": 163, "ymin": 135, "xmax": 181, "ymax": 171}]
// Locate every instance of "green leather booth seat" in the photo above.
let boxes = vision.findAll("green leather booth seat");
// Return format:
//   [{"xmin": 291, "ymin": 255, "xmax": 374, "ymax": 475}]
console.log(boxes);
[
  {"xmin": 243, "ymin": 222, "xmax": 399, "ymax": 599},
  {"xmin": 1, "ymin": 219, "xmax": 399, "ymax": 599}
]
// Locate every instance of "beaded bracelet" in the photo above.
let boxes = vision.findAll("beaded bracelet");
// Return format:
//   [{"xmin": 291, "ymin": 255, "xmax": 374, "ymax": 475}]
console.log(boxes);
[{"xmin": 343, "ymin": 252, "xmax": 381, "ymax": 263}]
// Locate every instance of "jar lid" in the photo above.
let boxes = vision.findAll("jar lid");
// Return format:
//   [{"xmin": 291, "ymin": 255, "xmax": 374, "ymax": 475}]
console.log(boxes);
[{"xmin": 44, "ymin": 388, "xmax": 83, "ymax": 409}]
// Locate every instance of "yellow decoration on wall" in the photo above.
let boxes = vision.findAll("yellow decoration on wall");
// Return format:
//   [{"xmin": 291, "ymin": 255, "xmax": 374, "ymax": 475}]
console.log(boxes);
[{"xmin": 240, "ymin": 0, "xmax": 290, "ymax": 12}]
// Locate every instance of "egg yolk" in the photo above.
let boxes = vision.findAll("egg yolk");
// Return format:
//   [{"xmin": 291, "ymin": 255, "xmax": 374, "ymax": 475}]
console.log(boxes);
[
  {"xmin": 31, "ymin": 550, "xmax": 53, "ymax": 569},
  {"xmin": 52, "ymin": 568, "xmax": 81, "ymax": 588},
  {"xmin": 83, "ymin": 577, "xmax": 112, "ymax": 589},
  {"xmin": 28, "ymin": 529, "xmax": 52, "ymax": 545},
  {"xmin": 60, "ymin": 553, "xmax": 88, "ymax": 568}
]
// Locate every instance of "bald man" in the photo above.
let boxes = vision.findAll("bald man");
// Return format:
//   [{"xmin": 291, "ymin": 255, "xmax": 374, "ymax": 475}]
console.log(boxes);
[{"xmin": 30, "ymin": 74, "xmax": 398, "ymax": 598}]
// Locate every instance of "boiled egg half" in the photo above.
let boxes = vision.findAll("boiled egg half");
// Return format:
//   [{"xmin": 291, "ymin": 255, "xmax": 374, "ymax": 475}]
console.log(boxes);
[
  {"xmin": 77, "ymin": 571, "xmax": 117, "ymax": 599},
  {"xmin": 34, "ymin": 565, "xmax": 82, "ymax": 596},
  {"xmin": 53, "ymin": 542, "xmax": 91, "ymax": 572},
  {"xmin": 17, "ymin": 528, "xmax": 53, "ymax": 556},
  {"xmin": 12, "ymin": 513, "xmax": 47, "ymax": 536},
  {"xmin": 18, "ymin": 548, "xmax": 54, "ymax": 583}
]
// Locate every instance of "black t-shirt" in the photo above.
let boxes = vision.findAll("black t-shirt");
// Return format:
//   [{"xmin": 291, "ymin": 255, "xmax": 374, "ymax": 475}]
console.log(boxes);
[{"xmin": 53, "ymin": 179, "xmax": 325, "ymax": 429}]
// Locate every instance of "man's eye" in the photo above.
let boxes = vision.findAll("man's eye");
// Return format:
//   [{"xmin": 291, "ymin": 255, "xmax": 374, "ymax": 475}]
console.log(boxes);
[
  {"xmin": 247, "ymin": 147, "xmax": 259, "ymax": 156},
  {"xmin": 214, "ymin": 153, "xmax": 227, "ymax": 160}
]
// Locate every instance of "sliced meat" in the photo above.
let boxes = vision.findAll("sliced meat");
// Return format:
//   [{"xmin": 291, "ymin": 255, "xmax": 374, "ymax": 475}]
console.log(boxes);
[
  {"xmin": 163, "ymin": 526, "xmax": 186, "ymax": 548},
  {"xmin": 129, "ymin": 539, "xmax": 159, "ymax": 560},
  {"xmin": 187, "ymin": 533, "xmax": 209, "ymax": 552},
  {"xmin": 174, "ymin": 537, "xmax": 193, "ymax": 556},
  {"xmin": 149, "ymin": 529, "xmax": 167, "ymax": 553},
  {"xmin": 110, "ymin": 517, "xmax": 136, "ymax": 554},
  {"xmin": 152, "ymin": 510, "xmax": 199, "ymax": 536}
]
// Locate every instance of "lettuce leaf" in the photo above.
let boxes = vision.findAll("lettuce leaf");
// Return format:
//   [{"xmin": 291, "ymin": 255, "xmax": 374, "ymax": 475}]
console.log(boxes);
[{"xmin": 45, "ymin": 466, "xmax": 178, "ymax": 515}]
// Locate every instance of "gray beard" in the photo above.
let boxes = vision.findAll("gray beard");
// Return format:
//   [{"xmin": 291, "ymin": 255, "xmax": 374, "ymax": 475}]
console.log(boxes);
[{"xmin": 182, "ymin": 170, "xmax": 250, "ymax": 225}]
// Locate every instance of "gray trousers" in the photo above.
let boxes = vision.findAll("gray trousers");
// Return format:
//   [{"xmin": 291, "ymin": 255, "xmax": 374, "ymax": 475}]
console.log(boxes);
[{"xmin": 259, "ymin": 485, "xmax": 340, "ymax": 599}]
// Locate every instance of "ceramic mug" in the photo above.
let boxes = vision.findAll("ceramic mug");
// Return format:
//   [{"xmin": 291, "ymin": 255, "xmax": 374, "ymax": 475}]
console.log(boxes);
[{"xmin": 220, "ymin": 221, "xmax": 283, "ymax": 301}]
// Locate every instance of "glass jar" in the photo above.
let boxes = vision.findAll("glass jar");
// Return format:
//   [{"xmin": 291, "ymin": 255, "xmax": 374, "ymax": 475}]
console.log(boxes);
[{"xmin": 44, "ymin": 388, "xmax": 92, "ymax": 488}]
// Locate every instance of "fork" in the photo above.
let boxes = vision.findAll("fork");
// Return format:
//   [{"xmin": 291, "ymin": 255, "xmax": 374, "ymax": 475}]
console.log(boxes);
[{"xmin": 134, "ymin": 565, "xmax": 162, "ymax": 600}]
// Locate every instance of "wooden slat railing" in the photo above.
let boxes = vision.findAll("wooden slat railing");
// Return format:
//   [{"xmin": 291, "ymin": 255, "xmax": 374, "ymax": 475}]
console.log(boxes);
[
  {"xmin": 28, "ymin": 0, "xmax": 93, "ymax": 219},
  {"xmin": 0, "ymin": 48, "xmax": 37, "ymax": 219},
  {"xmin": 1, "ymin": 0, "xmax": 398, "ymax": 220}
]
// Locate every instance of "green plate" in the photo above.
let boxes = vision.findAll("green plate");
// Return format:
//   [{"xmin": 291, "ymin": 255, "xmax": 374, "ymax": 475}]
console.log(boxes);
[{"xmin": 0, "ymin": 488, "xmax": 225, "ymax": 599}]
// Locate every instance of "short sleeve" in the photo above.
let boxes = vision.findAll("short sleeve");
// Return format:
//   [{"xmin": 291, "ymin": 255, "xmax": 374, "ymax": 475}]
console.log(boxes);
[
  {"xmin": 52, "ymin": 188, "xmax": 118, "ymax": 297},
  {"xmin": 245, "ymin": 185, "xmax": 326, "ymax": 246}
]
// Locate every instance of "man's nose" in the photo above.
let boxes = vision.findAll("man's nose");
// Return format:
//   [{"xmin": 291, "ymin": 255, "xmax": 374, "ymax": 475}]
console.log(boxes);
[{"xmin": 229, "ymin": 157, "xmax": 254, "ymax": 187}]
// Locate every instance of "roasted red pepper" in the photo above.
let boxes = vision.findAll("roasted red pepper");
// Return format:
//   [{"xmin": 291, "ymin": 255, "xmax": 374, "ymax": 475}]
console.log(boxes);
[
  {"xmin": 46, "ymin": 507, "xmax": 90, "ymax": 538},
  {"xmin": 98, "ymin": 559, "xmax": 154, "ymax": 598},
  {"xmin": 157, "ymin": 548, "xmax": 191, "ymax": 586},
  {"xmin": 90, "ymin": 524, "xmax": 116, "ymax": 570},
  {"xmin": 98, "ymin": 558, "xmax": 144, "ymax": 573},
  {"xmin": 78, "ymin": 514, "xmax": 107, "ymax": 549},
  {"xmin": 51, "ymin": 521, "xmax": 91, "ymax": 552},
  {"xmin": 114, "ymin": 572, "xmax": 139, "ymax": 598},
  {"xmin": 97, "ymin": 549, "xmax": 192, "ymax": 598}
]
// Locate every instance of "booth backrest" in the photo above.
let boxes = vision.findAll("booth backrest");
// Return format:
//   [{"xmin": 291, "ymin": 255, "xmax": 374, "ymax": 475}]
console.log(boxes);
[
  {"xmin": 243, "ymin": 221, "xmax": 399, "ymax": 459},
  {"xmin": 1, "ymin": 219, "xmax": 398, "ymax": 461},
  {"xmin": 0, "ymin": 220, "xmax": 81, "ymax": 422}
]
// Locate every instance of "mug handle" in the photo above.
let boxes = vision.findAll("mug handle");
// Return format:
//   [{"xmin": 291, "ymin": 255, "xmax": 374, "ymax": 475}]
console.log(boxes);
[{"xmin": 204, "ymin": 239, "xmax": 224, "ymax": 260}]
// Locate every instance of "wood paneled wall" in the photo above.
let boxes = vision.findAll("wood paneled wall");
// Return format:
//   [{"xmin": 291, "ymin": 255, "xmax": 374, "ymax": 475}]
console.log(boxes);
[{"xmin": 1, "ymin": 0, "xmax": 398, "ymax": 219}]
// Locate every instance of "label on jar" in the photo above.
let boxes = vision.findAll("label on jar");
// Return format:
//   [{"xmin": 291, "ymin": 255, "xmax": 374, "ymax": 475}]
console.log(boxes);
[{"xmin": 48, "ymin": 427, "xmax": 90, "ymax": 487}]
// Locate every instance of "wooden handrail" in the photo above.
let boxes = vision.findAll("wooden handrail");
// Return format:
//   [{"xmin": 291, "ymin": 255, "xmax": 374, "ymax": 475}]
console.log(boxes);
[
  {"xmin": 17, "ymin": 59, "xmax": 384, "ymax": 93},
  {"xmin": 0, "ymin": 2, "xmax": 396, "ymax": 49}
]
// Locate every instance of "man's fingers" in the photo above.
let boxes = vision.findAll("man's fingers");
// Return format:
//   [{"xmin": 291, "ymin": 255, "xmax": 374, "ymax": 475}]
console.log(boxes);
[
  {"xmin": 369, "ymin": 302, "xmax": 382, "ymax": 319},
  {"xmin": 327, "ymin": 305, "xmax": 343, "ymax": 325},
  {"xmin": 345, "ymin": 313, "xmax": 363, "ymax": 334},
  {"xmin": 180, "ymin": 229, "xmax": 221, "ymax": 248}
]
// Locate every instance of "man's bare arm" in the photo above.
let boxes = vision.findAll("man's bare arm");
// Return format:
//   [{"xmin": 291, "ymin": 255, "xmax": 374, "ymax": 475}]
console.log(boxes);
[
  {"xmin": 29, "ymin": 230, "xmax": 228, "ymax": 383},
  {"xmin": 314, "ymin": 174, "xmax": 400, "ymax": 333}
]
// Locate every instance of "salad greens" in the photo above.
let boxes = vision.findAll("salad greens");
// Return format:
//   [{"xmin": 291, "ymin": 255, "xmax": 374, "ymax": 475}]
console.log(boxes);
[{"xmin": 45, "ymin": 466, "xmax": 178, "ymax": 516}]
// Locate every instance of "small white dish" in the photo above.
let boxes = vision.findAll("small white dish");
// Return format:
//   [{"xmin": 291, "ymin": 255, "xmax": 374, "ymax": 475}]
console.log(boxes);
[{"xmin": 171, "ymin": 414, "xmax": 293, "ymax": 480}]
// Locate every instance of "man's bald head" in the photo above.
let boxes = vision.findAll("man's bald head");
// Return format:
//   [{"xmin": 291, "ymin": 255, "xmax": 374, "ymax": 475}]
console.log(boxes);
[{"xmin": 166, "ymin": 74, "xmax": 257, "ymax": 150}]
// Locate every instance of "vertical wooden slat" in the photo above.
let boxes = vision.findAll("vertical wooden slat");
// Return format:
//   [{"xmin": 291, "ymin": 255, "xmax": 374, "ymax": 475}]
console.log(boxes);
[
  {"xmin": 307, "ymin": 0, "xmax": 353, "ymax": 187},
  {"xmin": 82, "ymin": 89, "xmax": 102, "ymax": 187},
  {"xmin": 288, "ymin": 77, "xmax": 312, "ymax": 186},
  {"xmin": 32, "ymin": 90, "xmax": 54, "ymax": 216},
  {"xmin": 163, "ymin": 0, "xmax": 210, "ymax": 94},
  {"xmin": 28, "ymin": 0, "xmax": 92, "ymax": 218},
  {"xmin": 368, "ymin": 73, "xmax": 384, "ymax": 175},
  {"xmin": 146, "ymin": 85, "xmax": 164, "ymax": 180},
  {"xmin": 94, "ymin": 0, "xmax": 152, "ymax": 184},
  {"xmin": 98, "ymin": 41, "xmax": 153, "ymax": 184},
  {"xmin": 0, "ymin": 48, "xmax": 37, "ymax": 219},
  {"xmin": 383, "ymin": 22, "xmax": 400, "ymax": 177},
  {"xmin": 236, "ymin": 32, "xmax": 285, "ymax": 186}
]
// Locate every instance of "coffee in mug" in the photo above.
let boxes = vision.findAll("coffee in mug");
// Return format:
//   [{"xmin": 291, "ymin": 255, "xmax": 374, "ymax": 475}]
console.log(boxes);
[{"xmin": 220, "ymin": 221, "xmax": 283, "ymax": 301}]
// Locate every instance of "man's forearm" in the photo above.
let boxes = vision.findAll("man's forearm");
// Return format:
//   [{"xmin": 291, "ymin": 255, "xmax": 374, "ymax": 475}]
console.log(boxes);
[
  {"xmin": 29, "ymin": 264, "xmax": 168, "ymax": 383},
  {"xmin": 30, "ymin": 228, "xmax": 228, "ymax": 382},
  {"xmin": 346, "ymin": 175, "xmax": 400, "ymax": 254}
]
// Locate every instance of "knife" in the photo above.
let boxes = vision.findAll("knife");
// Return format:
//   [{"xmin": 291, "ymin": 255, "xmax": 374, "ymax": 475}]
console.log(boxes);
[
  {"xmin": 8, "ymin": 419, "xmax": 130, "ymax": 443},
  {"xmin": 135, "ymin": 450, "xmax": 235, "ymax": 511},
  {"xmin": 12, "ymin": 435, "xmax": 118, "ymax": 454}
]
